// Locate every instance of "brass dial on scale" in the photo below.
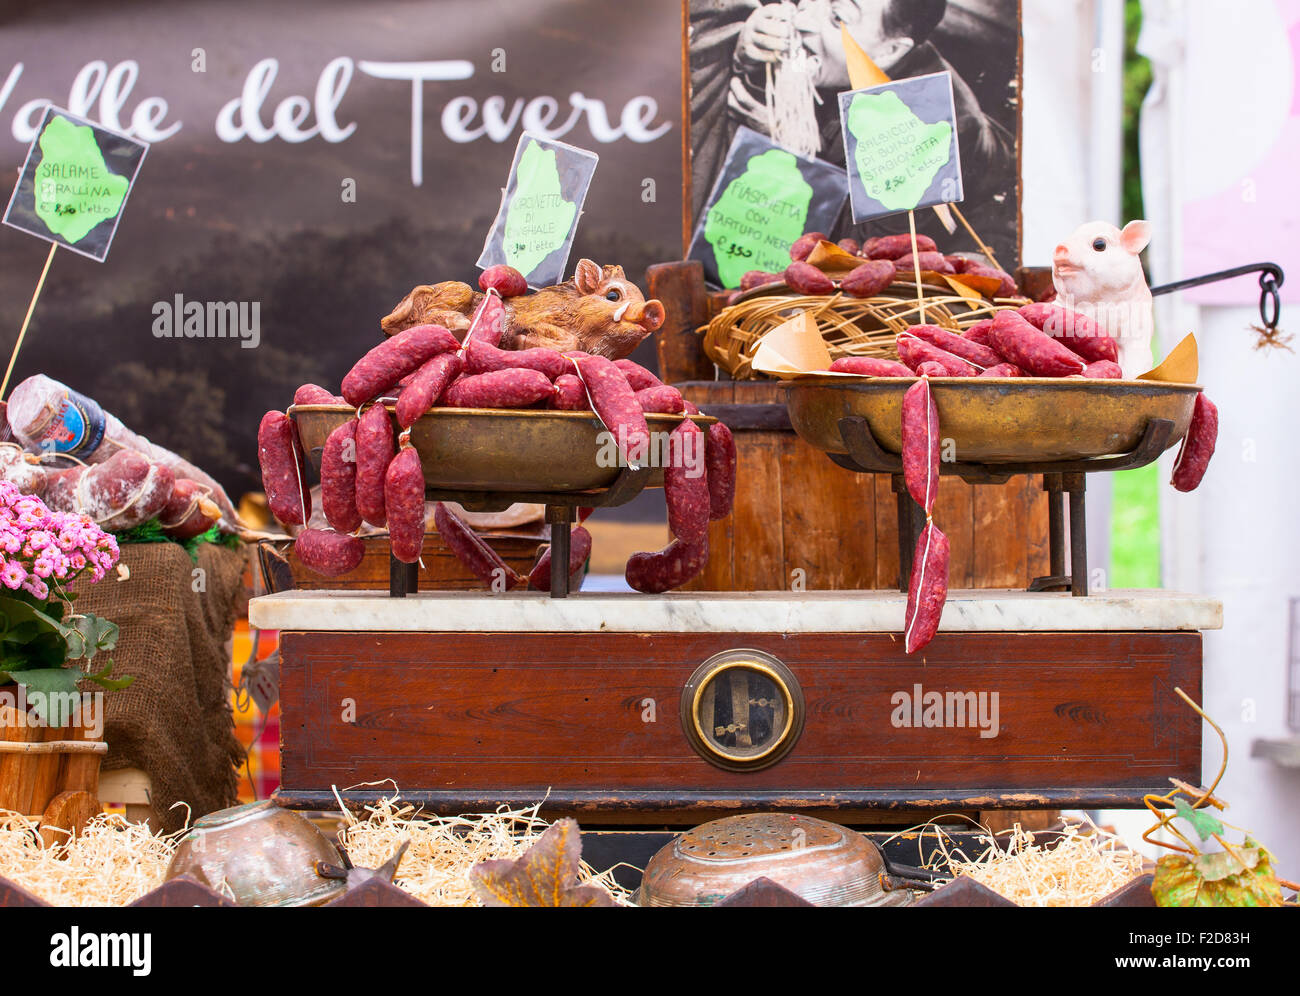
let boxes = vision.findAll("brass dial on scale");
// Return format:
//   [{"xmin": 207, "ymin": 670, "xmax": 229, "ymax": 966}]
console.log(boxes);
[{"xmin": 680, "ymin": 650, "xmax": 805, "ymax": 771}]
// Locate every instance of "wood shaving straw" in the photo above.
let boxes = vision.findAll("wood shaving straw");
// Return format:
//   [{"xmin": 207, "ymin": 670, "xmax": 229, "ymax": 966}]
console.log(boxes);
[
  {"xmin": 0, "ymin": 809, "xmax": 180, "ymax": 906},
  {"xmin": 933, "ymin": 817, "xmax": 1147, "ymax": 907},
  {"xmin": 335, "ymin": 791, "xmax": 633, "ymax": 907}
]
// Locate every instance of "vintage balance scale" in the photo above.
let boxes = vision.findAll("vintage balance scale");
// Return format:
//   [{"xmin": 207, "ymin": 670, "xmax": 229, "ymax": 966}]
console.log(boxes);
[{"xmin": 249, "ymin": 320, "xmax": 1221, "ymax": 830}]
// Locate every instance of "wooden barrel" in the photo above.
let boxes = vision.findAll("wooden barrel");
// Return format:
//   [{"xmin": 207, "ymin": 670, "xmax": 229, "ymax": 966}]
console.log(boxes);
[
  {"xmin": 0, "ymin": 692, "xmax": 106, "ymax": 843},
  {"xmin": 648, "ymin": 261, "xmax": 1050, "ymax": 592}
]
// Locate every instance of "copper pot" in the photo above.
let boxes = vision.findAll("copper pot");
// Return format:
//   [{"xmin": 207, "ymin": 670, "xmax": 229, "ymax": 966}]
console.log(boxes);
[
  {"xmin": 638, "ymin": 813, "xmax": 912, "ymax": 907},
  {"xmin": 165, "ymin": 801, "xmax": 345, "ymax": 907}
]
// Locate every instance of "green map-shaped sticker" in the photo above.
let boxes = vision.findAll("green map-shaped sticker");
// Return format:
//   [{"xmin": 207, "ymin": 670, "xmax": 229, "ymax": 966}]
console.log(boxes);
[
  {"xmin": 704, "ymin": 148, "xmax": 812, "ymax": 288},
  {"xmin": 847, "ymin": 90, "xmax": 951, "ymax": 212},
  {"xmin": 503, "ymin": 140, "xmax": 578, "ymax": 279},
  {"xmin": 33, "ymin": 115, "xmax": 129, "ymax": 244}
]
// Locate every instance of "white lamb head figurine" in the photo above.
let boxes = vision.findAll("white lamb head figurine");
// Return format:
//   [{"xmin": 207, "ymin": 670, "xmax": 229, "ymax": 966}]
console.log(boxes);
[{"xmin": 1052, "ymin": 220, "xmax": 1154, "ymax": 378}]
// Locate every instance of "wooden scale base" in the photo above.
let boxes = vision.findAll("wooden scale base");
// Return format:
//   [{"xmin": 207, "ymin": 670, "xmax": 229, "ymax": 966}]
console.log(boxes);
[{"xmin": 250, "ymin": 589, "xmax": 1220, "ymax": 825}]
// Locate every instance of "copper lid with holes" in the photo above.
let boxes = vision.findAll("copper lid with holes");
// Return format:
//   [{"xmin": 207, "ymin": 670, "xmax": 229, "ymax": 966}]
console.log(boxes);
[{"xmin": 637, "ymin": 813, "xmax": 911, "ymax": 907}]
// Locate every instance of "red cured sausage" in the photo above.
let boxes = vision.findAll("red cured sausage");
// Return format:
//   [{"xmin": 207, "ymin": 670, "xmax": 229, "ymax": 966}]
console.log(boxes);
[
  {"xmin": 740, "ymin": 270, "xmax": 781, "ymax": 291},
  {"xmin": 550, "ymin": 374, "xmax": 588, "ymax": 411},
  {"xmin": 789, "ymin": 232, "xmax": 825, "ymax": 262},
  {"xmin": 342, "ymin": 325, "xmax": 460, "ymax": 406},
  {"xmin": 979, "ymin": 362, "xmax": 1023, "ymax": 378},
  {"xmin": 828, "ymin": 356, "xmax": 914, "ymax": 377},
  {"xmin": 464, "ymin": 291, "xmax": 507, "ymax": 349},
  {"xmin": 396, "ymin": 351, "xmax": 464, "ymax": 428},
  {"xmin": 964, "ymin": 319, "xmax": 995, "ymax": 348},
  {"xmin": 384, "ymin": 445, "xmax": 425, "ymax": 563},
  {"xmin": 635, "ymin": 386, "xmax": 685, "ymax": 414},
  {"xmin": 258, "ymin": 410, "xmax": 310, "ymax": 526},
  {"xmin": 433, "ymin": 501, "xmax": 524, "ymax": 590},
  {"xmin": 916, "ymin": 361, "xmax": 948, "ymax": 377},
  {"xmin": 896, "ymin": 334, "xmax": 979, "ymax": 377},
  {"xmin": 1171, "ymin": 393, "xmax": 1218, "ymax": 493},
  {"xmin": 1082, "ymin": 360, "xmax": 1123, "ymax": 379},
  {"xmin": 614, "ymin": 358, "xmax": 662, "ymax": 391},
  {"xmin": 665, "ymin": 419, "xmax": 709, "ymax": 545},
  {"xmin": 864, "ymin": 233, "xmax": 936, "ymax": 260},
  {"xmin": 293, "ymin": 383, "xmax": 343, "ymax": 405},
  {"xmin": 527, "ymin": 525, "xmax": 593, "ymax": 591},
  {"xmin": 1017, "ymin": 303, "xmax": 1118, "ymax": 364},
  {"xmin": 894, "ymin": 251, "xmax": 954, "ymax": 275},
  {"xmin": 571, "ymin": 354, "xmax": 650, "ymax": 466},
  {"xmin": 902, "ymin": 377, "xmax": 940, "ymax": 514},
  {"xmin": 963, "ymin": 263, "xmax": 1018, "ymax": 297},
  {"xmin": 159, "ymin": 479, "xmax": 222, "ymax": 540},
  {"xmin": 682, "ymin": 400, "xmax": 700, "ymax": 415},
  {"xmin": 988, "ymin": 310, "xmax": 1086, "ymax": 377},
  {"xmin": 625, "ymin": 536, "xmax": 709, "ymax": 593},
  {"xmin": 355, "ymin": 404, "xmax": 394, "ymax": 527},
  {"xmin": 443, "ymin": 368, "xmax": 555, "ymax": 408},
  {"xmin": 840, "ymin": 260, "xmax": 896, "ymax": 298},
  {"xmin": 465, "ymin": 337, "xmax": 567, "ymax": 380},
  {"xmin": 904, "ymin": 522, "xmax": 949, "ymax": 654},
  {"xmin": 478, "ymin": 265, "xmax": 528, "ymax": 297},
  {"xmin": 906, "ymin": 324, "xmax": 1002, "ymax": 368},
  {"xmin": 295, "ymin": 528, "xmax": 365, "ymax": 577},
  {"xmin": 319, "ymin": 418, "xmax": 361, "ymax": 533},
  {"xmin": 705, "ymin": 422, "xmax": 736, "ymax": 520},
  {"xmin": 784, "ymin": 261, "xmax": 834, "ymax": 295}
]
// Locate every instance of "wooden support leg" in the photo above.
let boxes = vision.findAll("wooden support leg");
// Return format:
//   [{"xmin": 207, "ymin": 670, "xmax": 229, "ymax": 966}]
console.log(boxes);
[
  {"xmin": 892, "ymin": 474, "xmax": 924, "ymax": 593},
  {"xmin": 389, "ymin": 554, "xmax": 417, "ymax": 598}
]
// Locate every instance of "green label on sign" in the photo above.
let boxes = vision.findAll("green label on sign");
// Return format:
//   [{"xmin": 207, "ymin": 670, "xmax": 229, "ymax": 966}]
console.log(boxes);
[
  {"xmin": 847, "ymin": 90, "xmax": 951, "ymax": 212},
  {"xmin": 503, "ymin": 140, "xmax": 578, "ymax": 279},
  {"xmin": 703, "ymin": 148, "xmax": 812, "ymax": 288},
  {"xmin": 33, "ymin": 115, "xmax": 130, "ymax": 244}
]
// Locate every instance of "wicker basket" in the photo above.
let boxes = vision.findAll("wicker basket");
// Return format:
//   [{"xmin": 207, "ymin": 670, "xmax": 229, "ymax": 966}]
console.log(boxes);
[{"xmin": 702, "ymin": 281, "xmax": 1029, "ymax": 380}]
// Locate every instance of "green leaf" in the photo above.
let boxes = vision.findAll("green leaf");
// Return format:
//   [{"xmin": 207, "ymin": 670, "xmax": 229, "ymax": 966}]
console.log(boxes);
[
  {"xmin": 1174, "ymin": 798, "xmax": 1224, "ymax": 841},
  {"xmin": 73, "ymin": 614, "xmax": 119, "ymax": 658},
  {"xmin": 1153, "ymin": 846, "xmax": 1286, "ymax": 907},
  {"xmin": 84, "ymin": 659, "xmax": 132, "ymax": 692},
  {"xmin": 11, "ymin": 667, "xmax": 83, "ymax": 725}
]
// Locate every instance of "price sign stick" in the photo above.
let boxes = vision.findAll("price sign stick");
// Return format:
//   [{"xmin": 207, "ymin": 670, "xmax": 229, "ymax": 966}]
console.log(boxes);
[
  {"xmin": 1, "ymin": 242, "xmax": 57, "ymax": 399},
  {"xmin": 949, "ymin": 202, "xmax": 1000, "ymax": 271},
  {"xmin": 907, "ymin": 209, "xmax": 926, "ymax": 324}
]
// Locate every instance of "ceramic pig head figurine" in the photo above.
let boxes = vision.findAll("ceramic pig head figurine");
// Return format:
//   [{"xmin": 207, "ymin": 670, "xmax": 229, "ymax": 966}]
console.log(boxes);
[{"xmin": 1052, "ymin": 220, "xmax": 1155, "ymax": 378}]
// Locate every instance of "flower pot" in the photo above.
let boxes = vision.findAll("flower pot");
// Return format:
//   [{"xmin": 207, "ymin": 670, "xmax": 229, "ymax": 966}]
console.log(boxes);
[{"xmin": 0, "ymin": 687, "xmax": 106, "ymax": 845}]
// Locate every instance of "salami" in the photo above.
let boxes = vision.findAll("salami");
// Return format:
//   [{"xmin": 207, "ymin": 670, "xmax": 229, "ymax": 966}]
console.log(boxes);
[
  {"xmin": 527, "ymin": 525, "xmax": 593, "ymax": 591},
  {"xmin": 258, "ymin": 410, "xmax": 310, "ymax": 526},
  {"xmin": 478, "ymin": 264, "xmax": 528, "ymax": 297},
  {"xmin": 740, "ymin": 270, "xmax": 780, "ymax": 291},
  {"xmin": 385, "ymin": 445, "xmax": 426, "ymax": 563},
  {"xmin": 1171, "ymin": 393, "xmax": 1218, "ymax": 493},
  {"xmin": 904, "ymin": 522, "xmax": 950, "ymax": 654},
  {"xmin": 45, "ymin": 450, "xmax": 176, "ymax": 532},
  {"xmin": 840, "ymin": 260, "xmax": 896, "ymax": 298},
  {"xmin": 634, "ymin": 386, "xmax": 685, "ymax": 414},
  {"xmin": 704, "ymin": 422, "xmax": 736, "ymax": 520},
  {"xmin": 159, "ymin": 478, "xmax": 221, "ymax": 540},
  {"xmin": 828, "ymin": 356, "xmax": 914, "ymax": 377},
  {"xmin": 295, "ymin": 528, "xmax": 365, "ymax": 577},
  {"xmin": 355, "ymin": 404, "xmax": 394, "ymax": 527},
  {"xmin": 614, "ymin": 358, "xmax": 663, "ymax": 391},
  {"xmin": 550, "ymin": 374, "xmax": 589, "ymax": 411},
  {"xmin": 665, "ymin": 419, "xmax": 709, "ymax": 545},
  {"xmin": 396, "ymin": 351, "xmax": 464, "ymax": 428},
  {"xmin": 293, "ymin": 383, "xmax": 344, "ymax": 405},
  {"xmin": 894, "ymin": 251, "xmax": 954, "ymax": 275},
  {"xmin": 1016, "ymin": 303, "xmax": 1118, "ymax": 364},
  {"xmin": 979, "ymin": 362, "xmax": 1023, "ymax": 378},
  {"xmin": 465, "ymin": 338, "xmax": 568, "ymax": 380},
  {"xmin": 342, "ymin": 325, "xmax": 459, "ymax": 406},
  {"xmin": 901, "ymin": 377, "xmax": 940, "ymax": 514},
  {"xmin": 784, "ymin": 261, "xmax": 835, "ymax": 295},
  {"xmin": 464, "ymin": 291, "xmax": 506, "ymax": 349},
  {"xmin": 1082, "ymin": 360, "xmax": 1123, "ymax": 379},
  {"xmin": 863, "ymin": 233, "xmax": 936, "ymax": 260},
  {"xmin": 625, "ymin": 537, "xmax": 709, "ymax": 593},
  {"xmin": 570, "ymin": 354, "xmax": 650, "ymax": 467},
  {"xmin": 442, "ymin": 368, "xmax": 555, "ymax": 409},
  {"xmin": 433, "ymin": 501, "xmax": 524, "ymax": 590},
  {"xmin": 905, "ymin": 324, "xmax": 1002, "ymax": 368},
  {"xmin": 320, "ymin": 418, "xmax": 362, "ymax": 533},
  {"xmin": 964, "ymin": 319, "xmax": 995, "ymax": 348},
  {"xmin": 988, "ymin": 311, "xmax": 1086, "ymax": 377},
  {"xmin": 896, "ymin": 334, "xmax": 979, "ymax": 377}
]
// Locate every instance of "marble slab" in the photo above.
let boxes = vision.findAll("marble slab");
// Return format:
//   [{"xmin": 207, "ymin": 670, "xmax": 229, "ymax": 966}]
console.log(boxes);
[{"xmin": 249, "ymin": 588, "xmax": 1222, "ymax": 634}]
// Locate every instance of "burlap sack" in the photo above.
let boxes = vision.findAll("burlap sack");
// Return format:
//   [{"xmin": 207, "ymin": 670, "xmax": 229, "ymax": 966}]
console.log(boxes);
[{"xmin": 75, "ymin": 541, "xmax": 247, "ymax": 832}]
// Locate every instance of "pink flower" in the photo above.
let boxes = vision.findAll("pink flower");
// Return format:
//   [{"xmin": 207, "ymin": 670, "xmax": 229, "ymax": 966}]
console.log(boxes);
[
  {"xmin": 32, "ymin": 557, "xmax": 54, "ymax": 578},
  {"xmin": 21, "ymin": 576, "xmax": 48, "ymax": 600},
  {"xmin": 1, "ymin": 562, "xmax": 26, "ymax": 588}
]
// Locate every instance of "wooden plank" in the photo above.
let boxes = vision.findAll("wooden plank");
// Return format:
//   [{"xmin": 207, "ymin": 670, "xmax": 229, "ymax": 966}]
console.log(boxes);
[
  {"xmin": 648, "ymin": 260, "xmax": 714, "ymax": 384},
  {"xmin": 1025, "ymin": 474, "xmax": 1051, "ymax": 583},
  {"xmin": 973, "ymin": 479, "xmax": 1028, "ymax": 589},
  {"xmin": 279, "ymin": 630, "xmax": 1203, "ymax": 808},
  {"xmin": 779, "ymin": 434, "xmax": 875, "ymax": 590},
  {"xmin": 934, "ymin": 479, "xmax": 975, "ymax": 590},
  {"xmin": 730, "ymin": 434, "xmax": 784, "ymax": 590}
]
